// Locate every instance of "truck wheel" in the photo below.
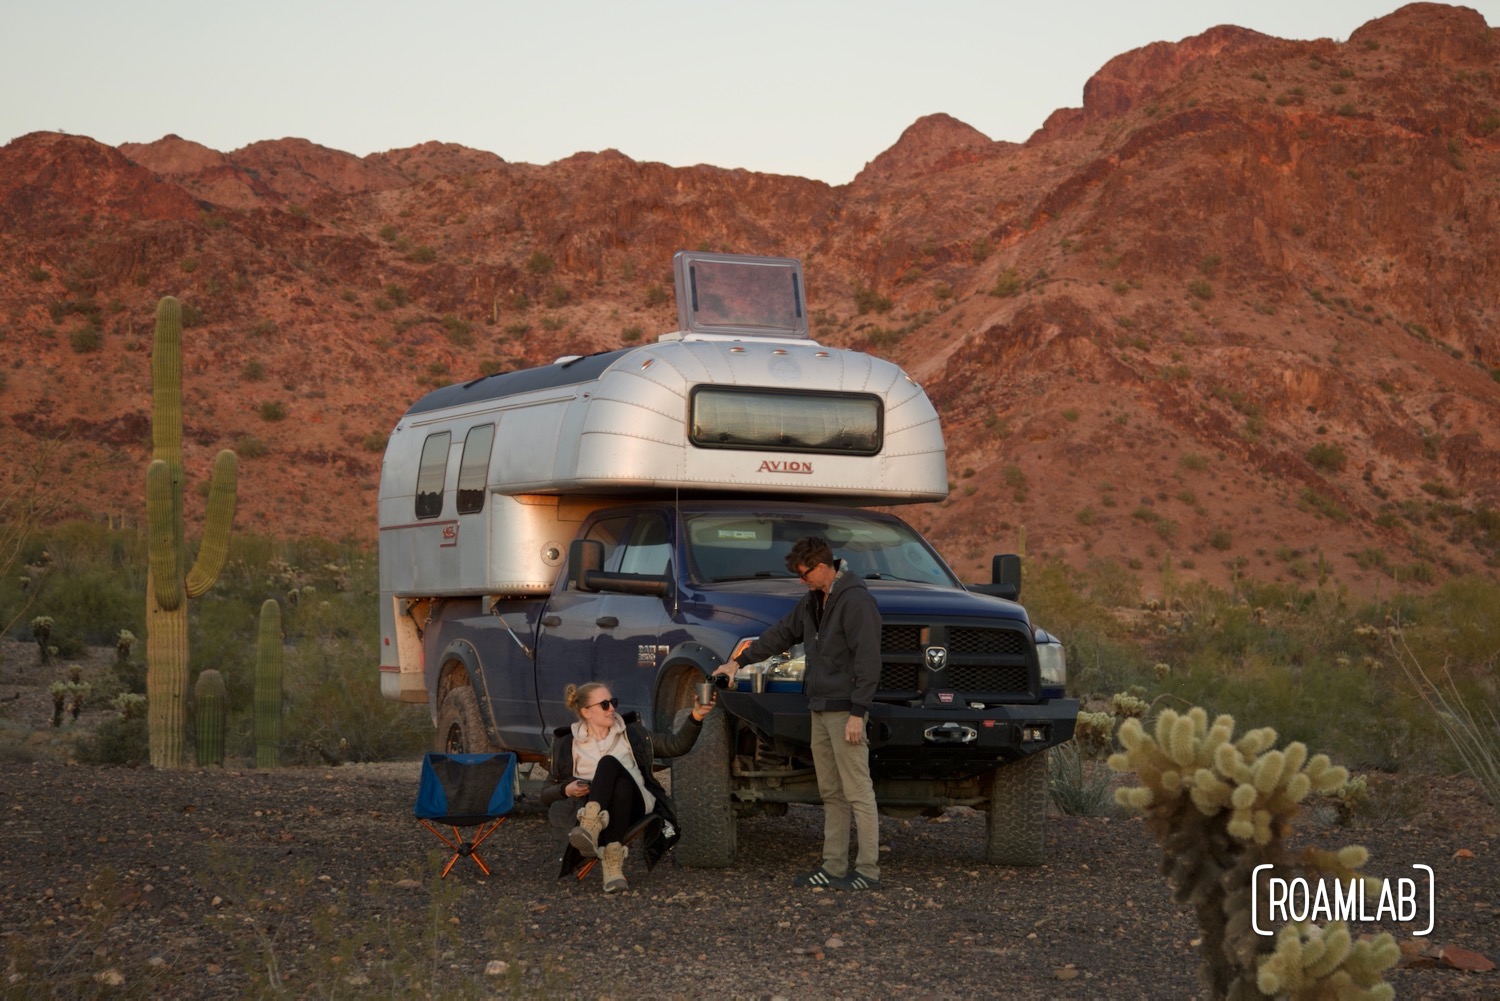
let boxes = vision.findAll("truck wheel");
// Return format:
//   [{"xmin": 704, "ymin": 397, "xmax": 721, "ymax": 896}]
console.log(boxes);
[
  {"xmin": 985, "ymin": 749, "xmax": 1047, "ymax": 866},
  {"xmin": 435, "ymin": 686, "xmax": 496, "ymax": 755},
  {"xmin": 671, "ymin": 707, "xmax": 737, "ymax": 868}
]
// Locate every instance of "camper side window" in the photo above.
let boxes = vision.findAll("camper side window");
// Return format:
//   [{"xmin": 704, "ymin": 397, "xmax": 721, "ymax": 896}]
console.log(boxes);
[
  {"xmin": 456, "ymin": 424, "xmax": 495, "ymax": 515},
  {"xmin": 415, "ymin": 431, "xmax": 451, "ymax": 519}
]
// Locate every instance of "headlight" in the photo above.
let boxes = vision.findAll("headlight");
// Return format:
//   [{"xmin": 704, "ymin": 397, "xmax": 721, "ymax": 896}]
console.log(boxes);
[{"xmin": 1035, "ymin": 628, "xmax": 1066, "ymax": 686}]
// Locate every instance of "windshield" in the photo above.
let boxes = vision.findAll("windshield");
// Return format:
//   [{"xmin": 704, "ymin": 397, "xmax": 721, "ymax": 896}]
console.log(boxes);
[{"xmin": 685, "ymin": 510, "xmax": 957, "ymax": 586}]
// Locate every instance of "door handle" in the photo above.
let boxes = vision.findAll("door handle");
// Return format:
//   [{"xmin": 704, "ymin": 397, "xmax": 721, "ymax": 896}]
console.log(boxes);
[
  {"xmin": 540, "ymin": 614, "xmax": 562, "ymax": 627},
  {"xmin": 595, "ymin": 616, "xmax": 619, "ymax": 628}
]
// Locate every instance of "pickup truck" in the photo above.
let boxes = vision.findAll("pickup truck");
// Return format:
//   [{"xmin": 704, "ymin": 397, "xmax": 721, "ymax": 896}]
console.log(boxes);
[{"xmin": 377, "ymin": 252, "xmax": 1077, "ymax": 866}]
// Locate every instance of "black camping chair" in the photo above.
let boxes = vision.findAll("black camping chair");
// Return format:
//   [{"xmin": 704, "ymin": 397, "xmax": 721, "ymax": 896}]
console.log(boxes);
[{"xmin": 414, "ymin": 752, "xmax": 517, "ymax": 878}]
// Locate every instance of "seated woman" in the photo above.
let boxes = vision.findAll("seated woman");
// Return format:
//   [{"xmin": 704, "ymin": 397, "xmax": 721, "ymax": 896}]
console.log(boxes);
[{"xmin": 540, "ymin": 682, "xmax": 712, "ymax": 893}]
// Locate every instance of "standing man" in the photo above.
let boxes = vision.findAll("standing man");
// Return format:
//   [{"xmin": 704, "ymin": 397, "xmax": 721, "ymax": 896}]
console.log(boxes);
[{"xmin": 714, "ymin": 536, "xmax": 882, "ymax": 890}]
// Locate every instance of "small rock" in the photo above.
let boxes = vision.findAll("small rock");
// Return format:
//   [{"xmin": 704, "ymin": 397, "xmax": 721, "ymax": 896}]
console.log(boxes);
[
  {"xmin": 824, "ymin": 936, "xmax": 844, "ymax": 949},
  {"xmin": 485, "ymin": 960, "xmax": 509, "ymax": 976},
  {"xmin": 93, "ymin": 970, "xmax": 125, "ymax": 987},
  {"xmin": 1054, "ymin": 966, "xmax": 1080, "ymax": 981},
  {"xmin": 395, "ymin": 879, "xmax": 422, "ymax": 890}
]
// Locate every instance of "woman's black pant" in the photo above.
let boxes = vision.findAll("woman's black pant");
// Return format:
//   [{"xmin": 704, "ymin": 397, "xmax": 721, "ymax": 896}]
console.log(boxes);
[{"xmin": 584, "ymin": 754, "xmax": 645, "ymax": 845}]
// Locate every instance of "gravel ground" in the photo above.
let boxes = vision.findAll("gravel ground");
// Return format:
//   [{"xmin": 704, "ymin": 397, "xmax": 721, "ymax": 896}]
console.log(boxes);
[{"xmin": 1, "ymin": 653, "xmax": 1497, "ymax": 999}]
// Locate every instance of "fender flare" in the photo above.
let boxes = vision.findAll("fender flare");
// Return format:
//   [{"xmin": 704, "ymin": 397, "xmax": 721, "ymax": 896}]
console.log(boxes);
[
  {"xmin": 431, "ymin": 638, "xmax": 499, "ymax": 746},
  {"xmin": 652, "ymin": 640, "xmax": 721, "ymax": 730}
]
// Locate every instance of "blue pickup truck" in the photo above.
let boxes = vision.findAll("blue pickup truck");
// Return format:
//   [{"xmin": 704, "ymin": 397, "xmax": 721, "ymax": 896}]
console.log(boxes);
[{"xmin": 377, "ymin": 252, "xmax": 1078, "ymax": 866}]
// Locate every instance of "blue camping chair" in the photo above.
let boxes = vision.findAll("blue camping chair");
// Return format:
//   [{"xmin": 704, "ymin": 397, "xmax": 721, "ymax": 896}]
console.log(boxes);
[{"xmin": 414, "ymin": 752, "xmax": 517, "ymax": 878}]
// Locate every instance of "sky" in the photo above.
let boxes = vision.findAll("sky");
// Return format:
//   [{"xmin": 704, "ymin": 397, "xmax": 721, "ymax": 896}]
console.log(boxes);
[{"xmin": 5, "ymin": 1, "xmax": 1497, "ymax": 185}]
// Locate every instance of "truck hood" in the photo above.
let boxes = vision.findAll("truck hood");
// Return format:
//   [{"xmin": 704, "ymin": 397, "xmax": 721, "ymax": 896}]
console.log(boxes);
[{"xmin": 679, "ymin": 578, "xmax": 1032, "ymax": 632}]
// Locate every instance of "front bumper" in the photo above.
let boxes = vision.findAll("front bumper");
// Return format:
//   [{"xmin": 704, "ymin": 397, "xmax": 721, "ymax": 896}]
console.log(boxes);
[{"xmin": 719, "ymin": 691, "xmax": 1079, "ymax": 781}]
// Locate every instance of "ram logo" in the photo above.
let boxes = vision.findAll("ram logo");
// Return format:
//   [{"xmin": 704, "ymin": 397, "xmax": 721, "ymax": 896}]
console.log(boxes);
[{"xmin": 923, "ymin": 645, "xmax": 948, "ymax": 672}]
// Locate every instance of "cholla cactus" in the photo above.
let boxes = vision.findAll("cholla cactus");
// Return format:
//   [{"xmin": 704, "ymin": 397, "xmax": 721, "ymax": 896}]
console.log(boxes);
[
  {"xmin": 1109, "ymin": 707, "xmax": 1398, "ymax": 998},
  {"xmin": 30, "ymin": 615, "xmax": 53, "ymax": 665},
  {"xmin": 116, "ymin": 630, "xmax": 136, "ymax": 665},
  {"xmin": 1257, "ymin": 921, "xmax": 1401, "ymax": 999}
]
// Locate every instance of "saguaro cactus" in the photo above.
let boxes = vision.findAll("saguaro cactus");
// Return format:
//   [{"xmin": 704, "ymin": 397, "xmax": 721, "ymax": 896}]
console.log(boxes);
[
  {"xmin": 146, "ymin": 296, "xmax": 238, "ymax": 769},
  {"xmin": 194, "ymin": 669, "xmax": 227, "ymax": 766},
  {"xmin": 254, "ymin": 599, "xmax": 283, "ymax": 769}
]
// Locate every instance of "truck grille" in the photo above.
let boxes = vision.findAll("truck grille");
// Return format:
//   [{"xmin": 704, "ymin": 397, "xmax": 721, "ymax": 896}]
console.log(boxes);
[{"xmin": 877, "ymin": 621, "xmax": 1035, "ymax": 700}]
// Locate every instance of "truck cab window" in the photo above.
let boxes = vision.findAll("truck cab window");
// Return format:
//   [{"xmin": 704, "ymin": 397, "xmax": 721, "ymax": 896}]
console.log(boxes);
[
  {"xmin": 582, "ymin": 516, "xmax": 630, "ymax": 574},
  {"xmin": 415, "ymin": 431, "xmax": 451, "ymax": 519},
  {"xmin": 456, "ymin": 424, "xmax": 495, "ymax": 515},
  {"xmin": 618, "ymin": 515, "xmax": 670, "ymax": 576}
]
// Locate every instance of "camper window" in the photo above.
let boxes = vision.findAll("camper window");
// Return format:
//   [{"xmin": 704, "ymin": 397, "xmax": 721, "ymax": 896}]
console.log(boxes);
[
  {"xmin": 456, "ymin": 423, "xmax": 495, "ymax": 515},
  {"xmin": 415, "ymin": 431, "xmax": 451, "ymax": 519},
  {"xmin": 689, "ymin": 387, "xmax": 882, "ymax": 455}
]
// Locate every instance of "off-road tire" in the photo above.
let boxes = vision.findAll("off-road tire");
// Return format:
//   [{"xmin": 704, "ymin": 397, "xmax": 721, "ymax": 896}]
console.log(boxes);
[
  {"xmin": 434, "ymin": 686, "xmax": 497, "ymax": 755},
  {"xmin": 671, "ymin": 707, "xmax": 737, "ymax": 868},
  {"xmin": 985, "ymin": 749, "xmax": 1047, "ymax": 866}
]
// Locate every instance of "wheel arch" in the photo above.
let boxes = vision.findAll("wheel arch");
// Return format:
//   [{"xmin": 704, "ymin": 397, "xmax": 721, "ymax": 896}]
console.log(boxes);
[
  {"xmin": 652, "ymin": 639, "xmax": 720, "ymax": 731},
  {"xmin": 431, "ymin": 638, "xmax": 496, "ymax": 738}
]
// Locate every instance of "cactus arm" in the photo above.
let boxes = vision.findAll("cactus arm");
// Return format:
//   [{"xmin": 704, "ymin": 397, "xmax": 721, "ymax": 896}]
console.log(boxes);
[
  {"xmin": 147, "ymin": 460, "xmax": 183, "ymax": 612},
  {"xmin": 186, "ymin": 450, "xmax": 238, "ymax": 599},
  {"xmin": 151, "ymin": 297, "xmax": 184, "ymax": 464}
]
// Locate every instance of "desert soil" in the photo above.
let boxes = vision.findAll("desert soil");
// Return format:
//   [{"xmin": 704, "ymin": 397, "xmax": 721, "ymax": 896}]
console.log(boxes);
[{"xmin": 1, "ymin": 652, "xmax": 1497, "ymax": 999}]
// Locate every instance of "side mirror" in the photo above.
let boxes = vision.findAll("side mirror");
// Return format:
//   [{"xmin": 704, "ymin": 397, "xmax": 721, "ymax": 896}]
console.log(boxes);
[
  {"xmin": 991, "ymin": 554, "xmax": 1022, "ymax": 601},
  {"xmin": 569, "ymin": 539, "xmax": 604, "ymax": 592},
  {"xmin": 568, "ymin": 538, "xmax": 671, "ymax": 597}
]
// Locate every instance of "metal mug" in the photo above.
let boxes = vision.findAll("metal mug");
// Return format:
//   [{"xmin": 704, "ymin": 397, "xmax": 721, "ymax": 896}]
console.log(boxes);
[
  {"xmin": 751, "ymin": 669, "xmax": 767, "ymax": 694},
  {"xmin": 695, "ymin": 681, "xmax": 716, "ymax": 706}
]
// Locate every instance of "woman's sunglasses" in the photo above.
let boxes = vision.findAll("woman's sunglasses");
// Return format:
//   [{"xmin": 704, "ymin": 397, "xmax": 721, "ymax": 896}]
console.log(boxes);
[{"xmin": 586, "ymin": 697, "xmax": 620, "ymax": 711}]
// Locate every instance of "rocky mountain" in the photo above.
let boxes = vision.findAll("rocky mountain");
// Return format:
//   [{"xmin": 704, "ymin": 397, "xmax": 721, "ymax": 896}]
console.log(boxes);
[{"xmin": 2, "ymin": 2, "xmax": 1496, "ymax": 603}]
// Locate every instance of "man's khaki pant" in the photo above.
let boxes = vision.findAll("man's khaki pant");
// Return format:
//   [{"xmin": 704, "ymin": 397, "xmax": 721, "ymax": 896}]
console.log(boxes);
[{"xmin": 808, "ymin": 710, "xmax": 880, "ymax": 880}]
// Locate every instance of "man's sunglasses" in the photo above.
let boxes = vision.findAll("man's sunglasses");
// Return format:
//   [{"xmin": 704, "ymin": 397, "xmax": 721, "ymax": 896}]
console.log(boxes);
[
  {"xmin": 797, "ymin": 564, "xmax": 824, "ymax": 581},
  {"xmin": 586, "ymin": 697, "xmax": 620, "ymax": 711}
]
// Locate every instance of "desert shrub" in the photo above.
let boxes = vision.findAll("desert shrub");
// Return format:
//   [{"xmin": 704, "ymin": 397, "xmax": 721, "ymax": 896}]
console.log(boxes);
[
  {"xmin": 361, "ymin": 431, "xmax": 389, "ymax": 452},
  {"xmin": 76, "ymin": 715, "xmax": 149, "ymax": 765},
  {"xmin": 1187, "ymin": 278, "xmax": 1214, "ymax": 300},
  {"xmin": 407, "ymin": 245, "xmax": 436, "ymax": 264},
  {"xmin": 853, "ymin": 285, "xmax": 893, "ymax": 314},
  {"xmin": 990, "ymin": 270, "xmax": 1022, "ymax": 298},
  {"xmin": 644, "ymin": 284, "xmax": 669, "ymax": 307},
  {"xmin": 69, "ymin": 324, "xmax": 102, "ymax": 353},
  {"xmin": 235, "ymin": 435, "xmax": 269, "ymax": 458},
  {"xmin": 440, "ymin": 315, "xmax": 472, "ymax": 346},
  {"xmin": 526, "ymin": 251, "xmax": 555, "ymax": 275},
  {"xmin": 259, "ymin": 401, "xmax": 287, "ymax": 422},
  {"xmin": 242, "ymin": 359, "xmax": 267, "ymax": 382},
  {"xmin": 1305, "ymin": 441, "xmax": 1347, "ymax": 472}
]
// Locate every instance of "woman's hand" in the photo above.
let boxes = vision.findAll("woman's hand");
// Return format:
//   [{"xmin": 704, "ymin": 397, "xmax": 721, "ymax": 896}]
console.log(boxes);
[
  {"xmin": 566, "ymin": 779, "xmax": 590, "ymax": 798},
  {"xmin": 691, "ymin": 700, "xmax": 712, "ymax": 722}
]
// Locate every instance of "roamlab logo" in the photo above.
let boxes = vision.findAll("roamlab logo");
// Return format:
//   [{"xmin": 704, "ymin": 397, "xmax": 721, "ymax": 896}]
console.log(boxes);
[{"xmin": 1251, "ymin": 864, "xmax": 1436, "ymax": 936}]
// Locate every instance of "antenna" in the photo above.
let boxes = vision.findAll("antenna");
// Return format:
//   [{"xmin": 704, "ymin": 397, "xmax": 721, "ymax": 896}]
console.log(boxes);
[{"xmin": 672, "ymin": 484, "xmax": 682, "ymax": 618}]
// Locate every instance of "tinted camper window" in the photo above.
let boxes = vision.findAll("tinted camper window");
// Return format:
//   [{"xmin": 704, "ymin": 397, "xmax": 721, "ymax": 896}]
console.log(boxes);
[
  {"xmin": 415, "ymin": 432, "xmax": 451, "ymax": 519},
  {"xmin": 456, "ymin": 424, "xmax": 495, "ymax": 515},
  {"xmin": 690, "ymin": 387, "xmax": 882, "ymax": 455}
]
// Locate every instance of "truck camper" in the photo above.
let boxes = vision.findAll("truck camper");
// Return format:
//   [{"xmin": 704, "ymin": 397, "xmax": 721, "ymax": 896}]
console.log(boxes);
[{"xmin": 378, "ymin": 251, "xmax": 1077, "ymax": 866}]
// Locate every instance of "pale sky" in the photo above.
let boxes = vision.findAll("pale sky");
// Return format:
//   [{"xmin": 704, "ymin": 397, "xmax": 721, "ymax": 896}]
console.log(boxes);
[{"xmin": 5, "ymin": 1, "xmax": 1494, "ymax": 185}]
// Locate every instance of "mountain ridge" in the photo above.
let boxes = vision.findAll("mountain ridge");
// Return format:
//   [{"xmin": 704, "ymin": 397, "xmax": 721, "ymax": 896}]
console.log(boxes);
[{"xmin": 2, "ymin": 2, "xmax": 1497, "ymax": 603}]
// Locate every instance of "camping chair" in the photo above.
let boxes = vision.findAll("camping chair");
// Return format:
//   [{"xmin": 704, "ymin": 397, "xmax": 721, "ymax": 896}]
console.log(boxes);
[{"xmin": 414, "ymin": 752, "xmax": 517, "ymax": 878}]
